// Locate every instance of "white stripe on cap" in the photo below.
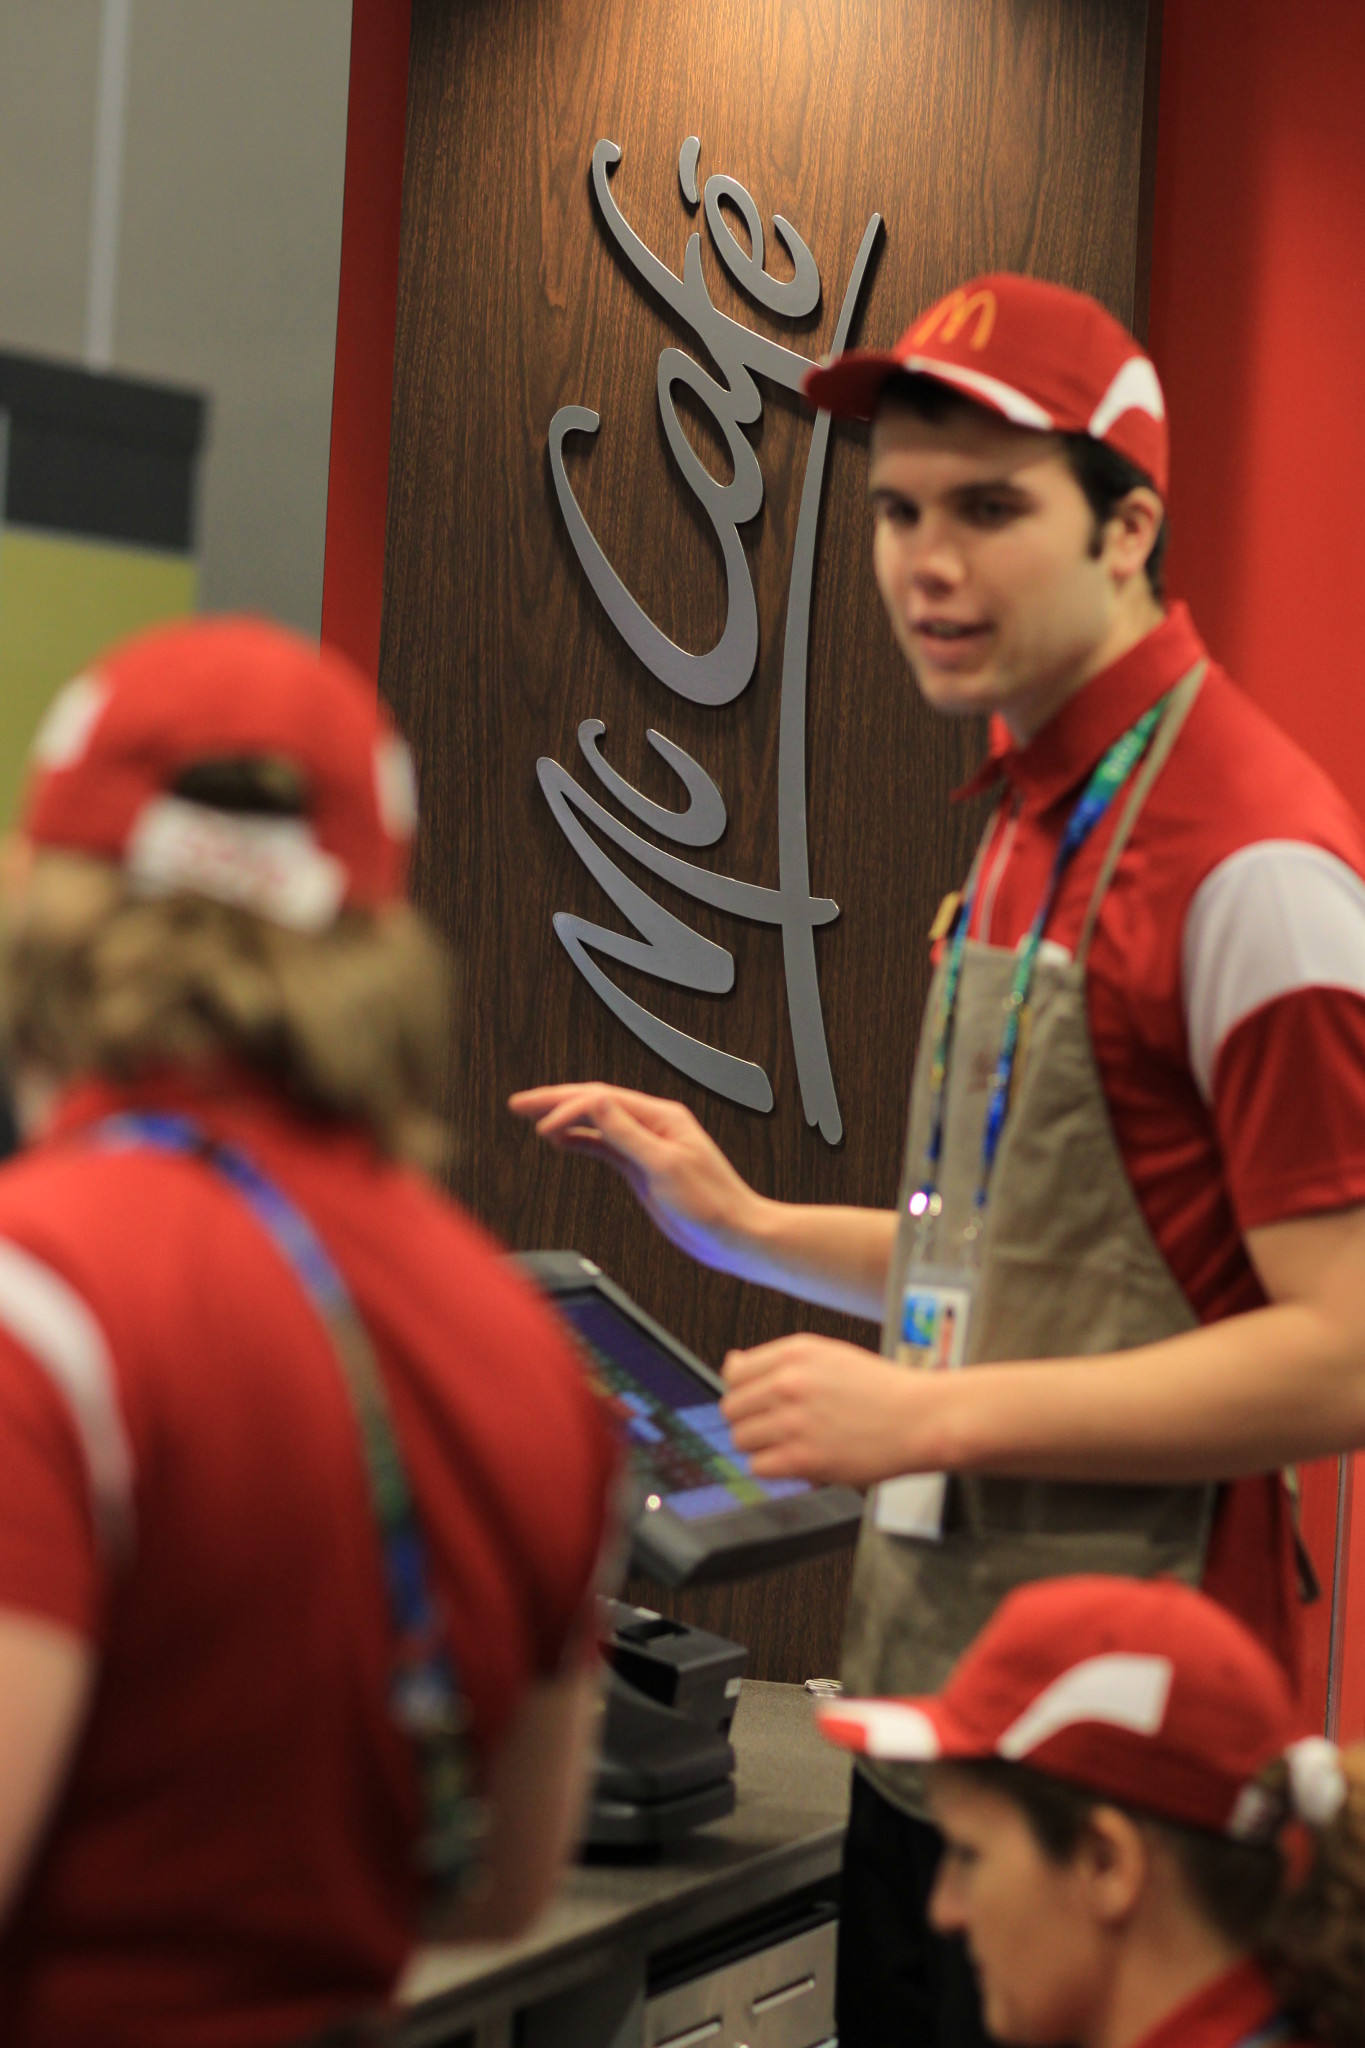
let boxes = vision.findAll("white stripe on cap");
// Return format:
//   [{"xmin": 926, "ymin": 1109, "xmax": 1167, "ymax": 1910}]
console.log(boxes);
[
  {"xmin": 1182, "ymin": 840, "xmax": 1365, "ymax": 1102},
  {"xmin": 998, "ymin": 1653, "xmax": 1172, "ymax": 1759},
  {"xmin": 819, "ymin": 1700, "xmax": 943, "ymax": 1760},
  {"xmin": 30, "ymin": 672, "xmax": 111, "ymax": 769},
  {"xmin": 126, "ymin": 795, "xmax": 348, "ymax": 931},
  {"xmin": 1088, "ymin": 355, "xmax": 1165, "ymax": 437},
  {"xmin": 898, "ymin": 355, "xmax": 1056, "ymax": 429},
  {"xmin": 0, "ymin": 1238, "xmax": 134, "ymax": 1561}
]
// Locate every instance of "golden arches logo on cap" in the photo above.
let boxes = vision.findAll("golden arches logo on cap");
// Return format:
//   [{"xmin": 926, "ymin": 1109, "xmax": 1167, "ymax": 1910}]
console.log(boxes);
[
  {"xmin": 801, "ymin": 272, "xmax": 1171, "ymax": 495},
  {"xmin": 910, "ymin": 286, "xmax": 998, "ymax": 352}
]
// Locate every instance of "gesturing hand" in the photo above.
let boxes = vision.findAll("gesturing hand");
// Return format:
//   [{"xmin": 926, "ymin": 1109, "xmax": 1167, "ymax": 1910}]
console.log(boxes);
[
  {"xmin": 508, "ymin": 1083, "xmax": 765, "ymax": 1273},
  {"xmin": 721, "ymin": 1335, "xmax": 940, "ymax": 1489}
]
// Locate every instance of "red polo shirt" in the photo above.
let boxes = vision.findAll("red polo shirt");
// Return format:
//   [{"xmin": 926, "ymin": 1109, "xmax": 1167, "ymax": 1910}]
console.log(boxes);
[
  {"xmin": 958, "ymin": 603, "xmax": 1365, "ymax": 1681},
  {"xmin": 0, "ymin": 1073, "xmax": 619, "ymax": 2048},
  {"xmin": 1129, "ymin": 1961, "xmax": 1307, "ymax": 2048}
]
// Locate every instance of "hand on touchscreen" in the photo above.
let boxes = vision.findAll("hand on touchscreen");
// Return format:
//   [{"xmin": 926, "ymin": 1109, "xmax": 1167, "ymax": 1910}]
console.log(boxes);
[
  {"xmin": 508, "ymin": 1083, "xmax": 763, "ymax": 1273},
  {"xmin": 721, "ymin": 1334, "xmax": 940, "ymax": 1489}
]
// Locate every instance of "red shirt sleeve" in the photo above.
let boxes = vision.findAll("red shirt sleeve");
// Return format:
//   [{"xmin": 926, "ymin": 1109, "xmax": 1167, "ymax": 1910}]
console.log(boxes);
[
  {"xmin": 0, "ymin": 1330, "xmax": 103, "ymax": 1638},
  {"xmin": 1212, "ymin": 985, "xmax": 1365, "ymax": 1230}
]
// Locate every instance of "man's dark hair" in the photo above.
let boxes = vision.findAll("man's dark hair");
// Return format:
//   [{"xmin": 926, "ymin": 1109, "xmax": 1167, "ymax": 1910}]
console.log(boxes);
[{"xmin": 875, "ymin": 371, "xmax": 1168, "ymax": 598}]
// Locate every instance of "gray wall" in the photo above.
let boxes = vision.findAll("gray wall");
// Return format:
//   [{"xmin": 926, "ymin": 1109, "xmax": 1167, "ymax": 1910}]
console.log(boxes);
[{"xmin": 0, "ymin": 0, "xmax": 353, "ymax": 635}]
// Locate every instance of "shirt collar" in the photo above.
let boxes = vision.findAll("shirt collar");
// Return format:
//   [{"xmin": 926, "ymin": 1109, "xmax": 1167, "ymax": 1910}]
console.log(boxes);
[
  {"xmin": 954, "ymin": 602, "xmax": 1207, "ymax": 813},
  {"xmin": 40, "ymin": 1065, "xmax": 375, "ymax": 1165},
  {"xmin": 1128, "ymin": 1960, "xmax": 1289, "ymax": 2048}
]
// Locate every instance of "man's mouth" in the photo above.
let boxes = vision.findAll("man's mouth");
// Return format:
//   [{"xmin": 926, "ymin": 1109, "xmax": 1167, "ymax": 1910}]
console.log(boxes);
[{"xmin": 914, "ymin": 618, "xmax": 990, "ymax": 641}]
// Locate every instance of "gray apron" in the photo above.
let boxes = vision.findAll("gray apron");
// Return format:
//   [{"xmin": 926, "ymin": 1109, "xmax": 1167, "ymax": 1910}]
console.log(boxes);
[{"xmin": 842, "ymin": 663, "xmax": 1215, "ymax": 1818}]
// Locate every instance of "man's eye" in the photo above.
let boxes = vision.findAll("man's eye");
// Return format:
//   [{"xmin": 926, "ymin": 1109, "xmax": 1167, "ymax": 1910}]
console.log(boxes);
[
  {"xmin": 874, "ymin": 499, "xmax": 917, "ymax": 529},
  {"xmin": 965, "ymin": 498, "xmax": 1018, "ymax": 526}
]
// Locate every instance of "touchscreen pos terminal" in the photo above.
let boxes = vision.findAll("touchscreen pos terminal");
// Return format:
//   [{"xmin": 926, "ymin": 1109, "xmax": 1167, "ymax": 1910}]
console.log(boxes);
[
  {"xmin": 522, "ymin": 1252, "xmax": 863, "ymax": 1849},
  {"xmin": 519, "ymin": 1251, "xmax": 863, "ymax": 1587}
]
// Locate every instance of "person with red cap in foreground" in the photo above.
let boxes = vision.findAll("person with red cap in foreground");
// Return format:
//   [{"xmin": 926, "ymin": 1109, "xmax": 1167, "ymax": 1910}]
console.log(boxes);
[
  {"xmin": 512, "ymin": 270, "xmax": 1365, "ymax": 2046},
  {"xmin": 0, "ymin": 619, "xmax": 620, "ymax": 2048},
  {"xmin": 820, "ymin": 1575, "xmax": 1365, "ymax": 2048}
]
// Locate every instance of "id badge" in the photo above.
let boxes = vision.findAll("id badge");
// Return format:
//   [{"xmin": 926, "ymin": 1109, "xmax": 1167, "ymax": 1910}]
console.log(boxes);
[{"xmin": 874, "ymin": 1264, "xmax": 976, "ymax": 1542}]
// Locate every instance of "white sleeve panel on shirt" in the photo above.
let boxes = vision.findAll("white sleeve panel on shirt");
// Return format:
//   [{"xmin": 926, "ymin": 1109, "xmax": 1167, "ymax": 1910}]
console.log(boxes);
[
  {"xmin": 1182, "ymin": 840, "xmax": 1365, "ymax": 1103},
  {"xmin": 0, "ymin": 1239, "xmax": 134, "ymax": 1563}
]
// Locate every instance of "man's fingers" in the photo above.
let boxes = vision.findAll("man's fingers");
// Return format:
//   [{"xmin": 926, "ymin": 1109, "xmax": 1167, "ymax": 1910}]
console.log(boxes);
[
  {"xmin": 727, "ymin": 1404, "xmax": 825, "ymax": 1480},
  {"xmin": 510, "ymin": 1083, "xmax": 688, "ymax": 1131},
  {"xmin": 529, "ymin": 1090, "xmax": 676, "ymax": 1183},
  {"xmin": 721, "ymin": 1339, "xmax": 800, "ymax": 1389},
  {"xmin": 536, "ymin": 1128, "xmax": 607, "ymax": 1158},
  {"xmin": 721, "ymin": 1351, "xmax": 806, "ymax": 1429}
]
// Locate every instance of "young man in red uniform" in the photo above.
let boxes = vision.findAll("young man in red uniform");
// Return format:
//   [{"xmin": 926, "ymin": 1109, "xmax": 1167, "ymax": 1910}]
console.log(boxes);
[
  {"xmin": 512, "ymin": 274, "xmax": 1365, "ymax": 2047},
  {"xmin": 819, "ymin": 1575, "xmax": 1365, "ymax": 2048},
  {"xmin": 0, "ymin": 619, "xmax": 620, "ymax": 2048}
]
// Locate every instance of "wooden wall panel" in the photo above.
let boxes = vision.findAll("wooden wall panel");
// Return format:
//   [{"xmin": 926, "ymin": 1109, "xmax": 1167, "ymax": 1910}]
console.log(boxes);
[{"xmin": 383, "ymin": 0, "xmax": 1157, "ymax": 1678}]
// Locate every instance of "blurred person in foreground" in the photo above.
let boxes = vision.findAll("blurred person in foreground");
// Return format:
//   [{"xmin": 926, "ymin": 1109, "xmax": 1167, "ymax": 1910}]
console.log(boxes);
[
  {"xmin": 821, "ymin": 1575, "xmax": 1365, "ymax": 2048},
  {"xmin": 0, "ymin": 619, "xmax": 620, "ymax": 2048}
]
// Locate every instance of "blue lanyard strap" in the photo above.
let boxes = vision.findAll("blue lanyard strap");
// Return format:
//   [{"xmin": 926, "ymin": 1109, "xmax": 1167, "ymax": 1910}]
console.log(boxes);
[
  {"xmin": 96, "ymin": 1111, "xmax": 480, "ymax": 1888},
  {"xmin": 915, "ymin": 693, "xmax": 1170, "ymax": 1234}
]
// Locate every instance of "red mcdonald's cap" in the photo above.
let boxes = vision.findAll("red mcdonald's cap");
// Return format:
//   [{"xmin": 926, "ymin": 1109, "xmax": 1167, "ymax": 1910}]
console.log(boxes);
[
  {"xmin": 818, "ymin": 1576, "xmax": 1347, "ymax": 1839},
  {"xmin": 804, "ymin": 272, "xmax": 1168, "ymax": 495},
  {"xmin": 20, "ymin": 617, "xmax": 419, "ymax": 931}
]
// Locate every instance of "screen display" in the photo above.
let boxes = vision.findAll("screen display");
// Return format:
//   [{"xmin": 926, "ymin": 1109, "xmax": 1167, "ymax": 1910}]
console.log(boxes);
[{"xmin": 557, "ymin": 1290, "xmax": 810, "ymax": 1522}]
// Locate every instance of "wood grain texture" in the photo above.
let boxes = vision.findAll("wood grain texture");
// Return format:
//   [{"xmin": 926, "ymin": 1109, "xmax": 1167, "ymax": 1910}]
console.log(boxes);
[{"xmin": 383, "ymin": 0, "xmax": 1156, "ymax": 1680}]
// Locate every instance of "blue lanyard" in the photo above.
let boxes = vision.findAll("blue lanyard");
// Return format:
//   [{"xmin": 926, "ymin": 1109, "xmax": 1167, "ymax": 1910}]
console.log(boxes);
[
  {"xmin": 916, "ymin": 694, "xmax": 1169, "ymax": 1237},
  {"xmin": 96, "ymin": 1111, "xmax": 479, "ymax": 1888}
]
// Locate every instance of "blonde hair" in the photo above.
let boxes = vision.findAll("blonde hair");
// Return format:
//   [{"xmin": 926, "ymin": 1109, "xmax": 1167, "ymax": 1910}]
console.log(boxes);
[{"xmin": 0, "ymin": 850, "xmax": 453, "ymax": 1174}]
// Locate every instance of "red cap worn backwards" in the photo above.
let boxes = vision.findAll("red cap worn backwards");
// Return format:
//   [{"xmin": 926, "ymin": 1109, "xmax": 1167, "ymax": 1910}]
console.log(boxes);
[
  {"xmin": 20, "ymin": 617, "xmax": 418, "ymax": 931},
  {"xmin": 818, "ymin": 1577, "xmax": 1348, "ymax": 1840},
  {"xmin": 804, "ymin": 272, "xmax": 1168, "ymax": 497}
]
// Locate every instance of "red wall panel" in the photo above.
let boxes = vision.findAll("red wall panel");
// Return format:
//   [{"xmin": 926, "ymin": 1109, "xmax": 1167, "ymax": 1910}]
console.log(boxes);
[{"xmin": 320, "ymin": 0, "xmax": 410, "ymax": 681}]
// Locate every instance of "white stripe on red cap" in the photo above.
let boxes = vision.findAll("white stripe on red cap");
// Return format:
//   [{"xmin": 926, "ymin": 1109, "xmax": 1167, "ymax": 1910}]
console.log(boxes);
[
  {"xmin": 1182, "ymin": 840, "xmax": 1365, "ymax": 1102},
  {"xmin": 818, "ymin": 1700, "xmax": 943, "ymax": 1760},
  {"xmin": 998, "ymin": 1653, "xmax": 1173, "ymax": 1759},
  {"xmin": 0, "ymin": 1238, "xmax": 134, "ymax": 1561},
  {"xmin": 1088, "ymin": 356, "xmax": 1165, "ymax": 438},
  {"xmin": 898, "ymin": 355, "xmax": 1056, "ymax": 430},
  {"xmin": 126, "ymin": 795, "xmax": 349, "ymax": 931},
  {"xmin": 31, "ymin": 673, "xmax": 111, "ymax": 770}
]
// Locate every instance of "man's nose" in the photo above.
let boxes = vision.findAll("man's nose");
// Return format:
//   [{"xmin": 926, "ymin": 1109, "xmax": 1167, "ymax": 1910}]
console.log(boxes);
[{"xmin": 905, "ymin": 526, "xmax": 966, "ymax": 594}]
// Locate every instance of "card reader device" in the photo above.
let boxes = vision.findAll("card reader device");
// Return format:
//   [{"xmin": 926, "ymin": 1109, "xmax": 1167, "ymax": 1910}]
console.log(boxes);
[{"xmin": 587, "ymin": 1601, "xmax": 748, "ymax": 1851}]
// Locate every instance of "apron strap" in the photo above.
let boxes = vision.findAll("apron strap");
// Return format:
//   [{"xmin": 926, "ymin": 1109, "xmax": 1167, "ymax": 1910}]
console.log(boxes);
[{"xmin": 1075, "ymin": 659, "xmax": 1208, "ymax": 966}]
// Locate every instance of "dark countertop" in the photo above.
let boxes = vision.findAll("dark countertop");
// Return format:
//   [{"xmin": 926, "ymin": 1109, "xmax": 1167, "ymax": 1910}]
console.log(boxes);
[{"xmin": 399, "ymin": 1680, "xmax": 851, "ymax": 2032}]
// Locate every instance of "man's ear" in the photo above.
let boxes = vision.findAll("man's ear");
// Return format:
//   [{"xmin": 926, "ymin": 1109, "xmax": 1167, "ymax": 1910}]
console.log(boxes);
[
  {"xmin": 1076, "ymin": 1805, "xmax": 1151, "ymax": 1926},
  {"xmin": 1103, "ymin": 487, "xmax": 1165, "ymax": 588}
]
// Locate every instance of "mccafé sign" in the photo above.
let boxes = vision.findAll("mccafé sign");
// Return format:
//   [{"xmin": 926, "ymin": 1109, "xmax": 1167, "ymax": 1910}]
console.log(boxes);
[{"xmin": 542, "ymin": 137, "xmax": 882, "ymax": 1147}]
